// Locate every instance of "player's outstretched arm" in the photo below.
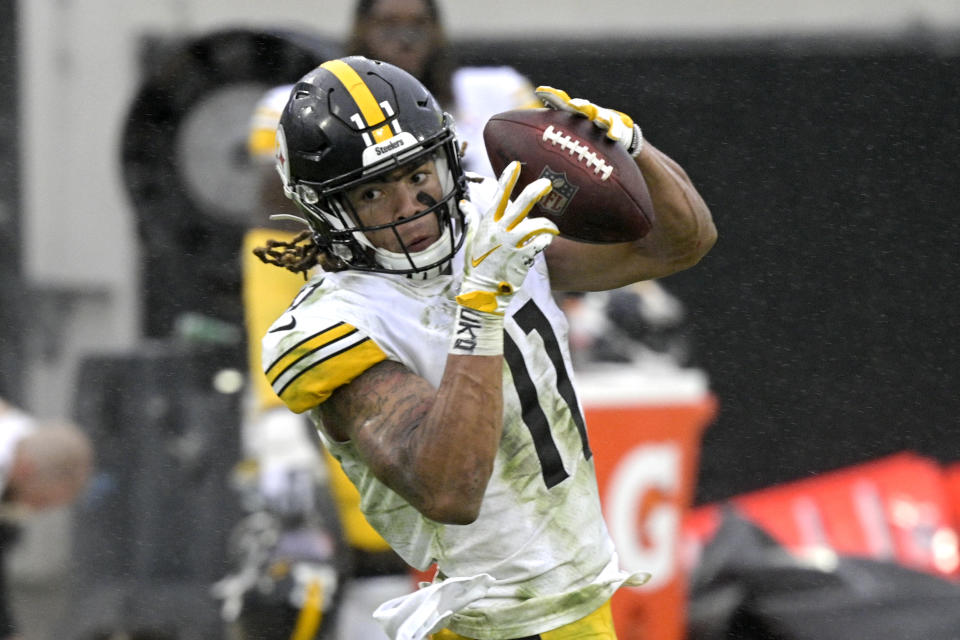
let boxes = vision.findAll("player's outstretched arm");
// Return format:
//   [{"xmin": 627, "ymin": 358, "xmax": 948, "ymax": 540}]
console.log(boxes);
[
  {"xmin": 535, "ymin": 87, "xmax": 716, "ymax": 291},
  {"xmin": 320, "ymin": 163, "xmax": 556, "ymax": 525}
]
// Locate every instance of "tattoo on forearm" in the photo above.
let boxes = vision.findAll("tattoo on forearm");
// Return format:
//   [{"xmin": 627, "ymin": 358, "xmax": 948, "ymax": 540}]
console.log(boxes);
[{"xmin": 323, "ymin": 360, "xmax": 430, "ymax": 460}]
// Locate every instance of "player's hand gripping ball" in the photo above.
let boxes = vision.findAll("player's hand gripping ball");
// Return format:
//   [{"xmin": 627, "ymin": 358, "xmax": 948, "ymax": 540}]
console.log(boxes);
[{"xmin": 483, "ymin": 90, "xmax": 655, "ymax": 243}]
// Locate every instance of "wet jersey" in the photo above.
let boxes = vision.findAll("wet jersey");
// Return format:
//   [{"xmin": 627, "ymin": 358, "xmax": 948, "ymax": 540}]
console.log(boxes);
[{"xmin": 261, "ymin": 177, "xmax": 640, "ymax": 638}]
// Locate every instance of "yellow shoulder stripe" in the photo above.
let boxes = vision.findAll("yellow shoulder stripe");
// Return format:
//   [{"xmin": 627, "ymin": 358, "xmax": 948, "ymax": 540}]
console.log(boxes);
[
  {"xmin": 265, "ymin": 322, "xmax": 356, "ymax": 384},
  {"xmin": 277, "ymin": 338, "xmax": 388, "ymax": 413}
]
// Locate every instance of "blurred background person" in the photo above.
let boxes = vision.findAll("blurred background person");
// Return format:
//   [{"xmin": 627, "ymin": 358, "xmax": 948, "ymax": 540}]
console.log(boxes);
[
  {"xmin": 344, "ymin": 0, "xmax": 538, "ymax": 174},
  {"xmin": 0, "ymin": 398, "xmax": 92, "ymax": 640}
]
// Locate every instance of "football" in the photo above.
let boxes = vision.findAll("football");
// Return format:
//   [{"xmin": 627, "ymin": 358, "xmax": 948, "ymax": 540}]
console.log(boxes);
[{"xmin": 483, "ymin": 108, "xmax": 655, "ymax": 243}]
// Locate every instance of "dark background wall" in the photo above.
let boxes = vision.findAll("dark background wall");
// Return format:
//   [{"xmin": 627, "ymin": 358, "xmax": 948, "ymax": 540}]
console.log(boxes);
[
  {"xmin": 455, "ymin": 35, "xmax": 960, "ymax": 503},
  {"xmin": 0, "ymin": 0, "xmax": 23, "ymax": 403}
]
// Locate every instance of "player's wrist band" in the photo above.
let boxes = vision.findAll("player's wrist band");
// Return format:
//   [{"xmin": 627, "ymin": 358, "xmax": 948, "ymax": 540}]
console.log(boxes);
[
  {"xmin": 449, "ymin": 305, "xmax": 504, "ymax": 357},
  {"xmin": 627, "ymin": 124, "xmax": 644, "ymax": 158}
]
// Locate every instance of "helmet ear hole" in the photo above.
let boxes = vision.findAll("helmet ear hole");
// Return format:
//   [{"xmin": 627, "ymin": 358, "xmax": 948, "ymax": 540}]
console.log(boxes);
[{"xmin": 299, "ymin": 185, "xmax": 319, "ymax": 204}]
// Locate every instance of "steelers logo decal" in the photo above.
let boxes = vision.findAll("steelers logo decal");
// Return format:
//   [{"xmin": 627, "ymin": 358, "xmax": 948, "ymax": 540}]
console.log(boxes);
[{"xmin": 276, "ymin": 124, "xmax": 291, "ymax": 187}]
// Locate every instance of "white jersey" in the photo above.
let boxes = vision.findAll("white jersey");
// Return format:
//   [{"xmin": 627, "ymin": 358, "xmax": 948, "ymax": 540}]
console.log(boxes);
[{"xmin": 261, "ymin": 178, "xmax": 640, "ymax": 637}]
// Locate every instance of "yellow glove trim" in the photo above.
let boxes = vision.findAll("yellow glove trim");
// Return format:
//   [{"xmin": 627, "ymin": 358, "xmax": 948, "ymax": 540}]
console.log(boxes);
[
  {"xmin": 456, "ymin": 290, "xmax": 503, "ymax": 315},
  {"xmin": 515, "ymin": 227, "xmax": 559, "ymax": 248},
  {"xmin": 536, "ymin": 85, "xmax": 635, "ymax": 141},
  {"xmin": 470, "ymin": 244, "xmax": 501, "ymax": 268},
  {"xmin": 536, "ymin": 85, "xmax": 571, "ymax": 104},
  {"xmin": 493, "ymin": 162, "xmax": 521, "ymax": 222},
  {"xmin": 613, "ymin": 108, "xmax": 636, "ymax": 129},
  {"xmin": 505, "ymin": 181, "xmax": 553, "ymax": 231}
]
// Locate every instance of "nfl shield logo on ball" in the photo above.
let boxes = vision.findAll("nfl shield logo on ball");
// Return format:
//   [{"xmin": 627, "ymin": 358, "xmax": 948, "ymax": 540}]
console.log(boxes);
[{"xmin": 537, "ymin": 166, "xmax": 579, "ymax": 216}]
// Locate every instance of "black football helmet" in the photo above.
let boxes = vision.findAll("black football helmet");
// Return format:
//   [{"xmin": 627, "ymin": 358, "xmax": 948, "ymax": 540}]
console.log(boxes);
[{"xmin": 276, "ymin": 56, "xmax": 467, "ymax": 278}]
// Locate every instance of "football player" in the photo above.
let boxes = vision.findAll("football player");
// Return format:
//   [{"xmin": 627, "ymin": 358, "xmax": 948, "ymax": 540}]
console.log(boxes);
[{"xmin": 256, "ymin": 56, "xmax": 715, "ymax": 639}]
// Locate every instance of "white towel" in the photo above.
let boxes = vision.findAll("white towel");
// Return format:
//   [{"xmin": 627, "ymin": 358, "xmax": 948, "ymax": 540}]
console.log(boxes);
[{"xmin": 373, "ymin": 573, "xmax": 495, "ymax": 640}]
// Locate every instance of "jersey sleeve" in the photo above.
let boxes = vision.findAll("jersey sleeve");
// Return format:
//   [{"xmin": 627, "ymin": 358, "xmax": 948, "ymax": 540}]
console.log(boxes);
[{"xmin": 262, "ymin": 318, "xmax": 388, "ymax": 414}]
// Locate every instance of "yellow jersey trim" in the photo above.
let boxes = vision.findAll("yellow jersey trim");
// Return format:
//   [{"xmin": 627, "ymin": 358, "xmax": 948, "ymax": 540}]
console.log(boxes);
[
  {"xmin": 271, "ymin": 331, "xmax": 388, "ymax": 413},
  {"xmin": 265, "ymin": 322, "xmax": 356, "ymax": 384}
]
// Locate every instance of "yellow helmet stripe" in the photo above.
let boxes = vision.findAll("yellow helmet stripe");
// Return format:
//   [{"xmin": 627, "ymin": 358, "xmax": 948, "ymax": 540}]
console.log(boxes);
[{"xmin": 321, "ymin": 59, "xmax": 394, "ymax": 143}]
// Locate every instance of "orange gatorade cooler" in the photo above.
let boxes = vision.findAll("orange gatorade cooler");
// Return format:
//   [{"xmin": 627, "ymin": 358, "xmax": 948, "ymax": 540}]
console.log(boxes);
[{"xmin": 578, "ymin": 365, "xmax": 717, "ymax": 640}]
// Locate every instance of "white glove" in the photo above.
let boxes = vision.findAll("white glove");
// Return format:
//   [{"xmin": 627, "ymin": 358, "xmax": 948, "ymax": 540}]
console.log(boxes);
[
  {"xmin": 536, "ymin": 86, "xmax": 644, "ymax": 158},
  {"xmin": 449, "ymin": 161, "xmax": 557, "ymax": 357},
  {"xmin": 456, "ymin": 161, "xmax": 558, "ymax": 316}
]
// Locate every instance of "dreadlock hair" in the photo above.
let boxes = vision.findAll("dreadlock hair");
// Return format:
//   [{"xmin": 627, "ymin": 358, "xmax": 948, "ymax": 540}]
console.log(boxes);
[{"xmin": 253, "ymin": 231, "xmax": 345, "ymax": 278}]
